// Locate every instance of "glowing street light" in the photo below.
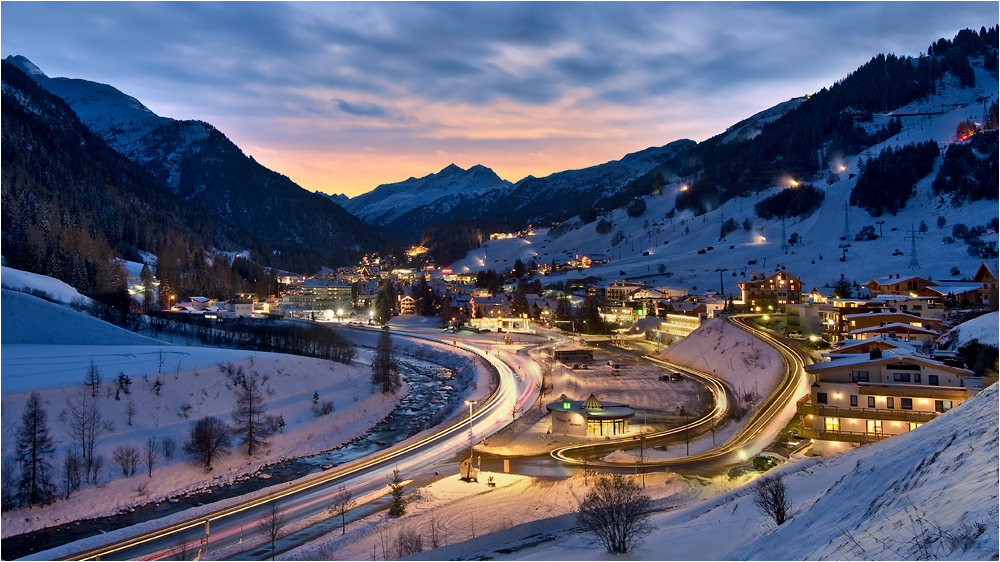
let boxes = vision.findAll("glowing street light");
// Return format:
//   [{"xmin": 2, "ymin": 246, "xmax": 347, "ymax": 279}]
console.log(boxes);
[{"xmin": 464, "ymin": 400, "xmax": 477, "ymax": 453}]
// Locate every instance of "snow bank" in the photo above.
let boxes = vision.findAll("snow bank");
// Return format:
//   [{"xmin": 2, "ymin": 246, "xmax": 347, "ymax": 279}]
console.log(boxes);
[
  {"xmin": 1, "ymin": 290, "xmax": 159, "ymax": 346},
  {"xmin": 657, "ymin": 318, "xmax": 785, "ymax": 397},
  {"xmin": 948, "ymin": 311, "xmax": 999, "ymax": 349},
  {"xmin": 1, "ymin": 265, "xmax": 90, "ymax": 304},
  {"xmin": 419, "ymin": 383, "xmax": 997, "ymax": 561}
]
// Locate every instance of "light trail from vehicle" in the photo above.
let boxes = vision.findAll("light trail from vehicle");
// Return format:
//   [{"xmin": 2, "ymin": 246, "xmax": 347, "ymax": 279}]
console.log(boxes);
[
  {"xmin": 58, "ymin": 330, "xmax": 537, "ymax": 561},
  {"xmin": 550, "ymin": 316, "xmax": 808, "ymax": 469}
]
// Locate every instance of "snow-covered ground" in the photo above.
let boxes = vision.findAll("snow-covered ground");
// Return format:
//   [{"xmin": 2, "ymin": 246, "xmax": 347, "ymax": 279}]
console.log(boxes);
[
  {"xmin": 0, "ymin": 281, "xmax": 493, "ymax": 539},
  {"xmin": 657, "ymin": 317, "xmax": 784, "ymax": 399},
  {"xmin": 447, "ymin": 66, "xmax": 998, "ymax": 304},
  {"xmin": 283, "ymin": 383, "xmax": 997, "ymax": 561}
]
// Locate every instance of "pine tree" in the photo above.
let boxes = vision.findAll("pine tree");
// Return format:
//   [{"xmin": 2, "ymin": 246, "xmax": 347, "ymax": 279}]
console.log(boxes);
[
  {"xmin": 16, "ymin": 392, "xmax": 56, "ymax": 506},
  {"xmin": 84, "ymin": 359, "xmax": 103, "ymax": 398},
  {"xmin": 833, "ymin": 274, "xmax": 854, "ymax": 298},
  {"xmin": 371, "ymin": 327, "xmax": 401, "ymax": 395},
  {"xmin": 232, "ymin": 373, "xmax": 271, "ymax": 457},
  {"xmin": 387, "ymin": 469, "xmax": 408, "ymax": 517},
  {"xmin": 140, "ymin": 263, "xmax": 155, "ymax": 312},
  {"xmin": 373, "ymin": 279, "xmax": 395, "ymax": 325}
]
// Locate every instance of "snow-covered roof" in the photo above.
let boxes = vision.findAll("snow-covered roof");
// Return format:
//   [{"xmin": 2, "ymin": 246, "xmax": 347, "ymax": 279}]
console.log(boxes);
[
  {"xmin": 925, "ymin": 285, "xmax": 982, "ymax": 295},
  {"xmin": 849, "ymin": 323, "xmax": 937, "ymax": 335}
]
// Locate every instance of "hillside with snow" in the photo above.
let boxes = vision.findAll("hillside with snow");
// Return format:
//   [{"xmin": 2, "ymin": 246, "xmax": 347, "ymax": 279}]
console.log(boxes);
[
  {"xmin": 448, "ymin": 62, "xmax": 998, "ymax": 305},
  {"xmin": 387, "ymin": 383, "xmax": 998, "ymax": 561}
]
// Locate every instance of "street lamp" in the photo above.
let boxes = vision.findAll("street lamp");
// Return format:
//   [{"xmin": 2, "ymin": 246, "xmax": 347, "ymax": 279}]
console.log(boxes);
[
  {"xmin": 337, "ymin": 309, "xmax": 343, "ymax": 323},
  {"xmin": 464, "ymin": 400, "xmax": 477, "ymax": 459}
]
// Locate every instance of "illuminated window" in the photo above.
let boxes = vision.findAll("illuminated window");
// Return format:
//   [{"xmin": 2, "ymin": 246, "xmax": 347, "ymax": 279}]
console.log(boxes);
[
  {"xmin": 908, "ymin": 422, "xmax": 923, "ymax": 430},
  {"xmin": 867, "ymin": 420, "xmax": 883, "ymax": 434},
  {"xmin": 934, "ymin": 400, "xmax": 952, "ymax": 413},
  {"xmin": 825, "ymin": 417, "xmax": 840, "ymax": 431}
]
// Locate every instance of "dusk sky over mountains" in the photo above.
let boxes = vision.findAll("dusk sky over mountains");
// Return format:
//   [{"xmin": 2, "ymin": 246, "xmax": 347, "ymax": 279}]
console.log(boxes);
[{"xmin": 2, "ymin": 2, "xmax": 995, "ymax": 197}]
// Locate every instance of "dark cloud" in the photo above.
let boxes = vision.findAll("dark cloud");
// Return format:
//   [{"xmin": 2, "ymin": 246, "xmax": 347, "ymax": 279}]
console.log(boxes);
[{"xmin": 334, "ymin": 99, "xmax": 387, "ymax": 118}]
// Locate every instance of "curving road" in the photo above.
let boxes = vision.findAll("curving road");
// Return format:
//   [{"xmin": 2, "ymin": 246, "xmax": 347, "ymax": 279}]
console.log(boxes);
[
  {"xmin": 57, "ymin": 332, "xmax": 541, "ymax": 561},
  {"xmin": 550, "ymin": 315, "xmax": 810, "ymax": 471}
]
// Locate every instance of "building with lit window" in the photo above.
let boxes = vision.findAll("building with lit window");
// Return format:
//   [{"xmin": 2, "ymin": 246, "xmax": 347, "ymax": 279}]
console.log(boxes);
[
  {"xmin": 547, "ymin": 394, "xmax": 635, "ymax": 437},
  {"xmin": 737, "ymin": 270, "xmax": 803, "ymax": 311},
  {"xmin": 797, "ymin": 346, "xmax": 975, "ymax": 456}
]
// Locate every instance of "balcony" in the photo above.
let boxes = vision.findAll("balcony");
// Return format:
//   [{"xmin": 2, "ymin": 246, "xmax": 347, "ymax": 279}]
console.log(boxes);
[
  {"xmin": 796, "ymin": 398, "xmax": 939, "ymax": 424},
  {"xmin": 856, "ymin": 383, "xmax": 967, "ymax": 400},
  {"xmin": 796, "ymin": 426, "xmax": 890, "ymax": 444}
]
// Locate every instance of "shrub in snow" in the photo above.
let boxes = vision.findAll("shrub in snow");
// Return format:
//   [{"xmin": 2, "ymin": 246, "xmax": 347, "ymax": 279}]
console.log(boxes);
[{"xmin": 577, "ymin": 473, "xmax": 654, "ymax": 553}]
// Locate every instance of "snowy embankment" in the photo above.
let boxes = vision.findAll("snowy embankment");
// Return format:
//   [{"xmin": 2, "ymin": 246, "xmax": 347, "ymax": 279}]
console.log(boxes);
[
  {"xmin": 944, "ymin": 310, "xmax": 999, "ymax": 349},
  {"xmin": 0, "ymin": 287, "xmax": 401, "ymax": 538},
  {"xmin": 657, "ymin": 317, "xmax": 784, "ymax": 400},
  {"xmin": 396, "ymin": 383, "xmax": 998, "ymax": 561}
]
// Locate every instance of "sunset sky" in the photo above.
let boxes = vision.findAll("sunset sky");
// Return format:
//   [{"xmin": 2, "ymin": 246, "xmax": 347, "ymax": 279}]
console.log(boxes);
[{"xmin": 2, "ymin": 2, "xmax": 995, "ymax": 198}]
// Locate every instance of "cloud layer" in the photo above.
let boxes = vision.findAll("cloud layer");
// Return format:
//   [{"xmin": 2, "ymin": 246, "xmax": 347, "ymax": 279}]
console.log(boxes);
[{"xmin": 2, "ymin": 2, "xmax": 995, "ymax": 196}]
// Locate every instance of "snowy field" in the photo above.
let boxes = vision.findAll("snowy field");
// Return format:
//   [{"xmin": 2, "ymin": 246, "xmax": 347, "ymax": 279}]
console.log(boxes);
[
  {"xmin": 367, "ymin": 384, "xmax": 996, "ymax": 562},
  {"xmin": 0, "ymin": 283, "xmax": 493, "ymax": 539}
]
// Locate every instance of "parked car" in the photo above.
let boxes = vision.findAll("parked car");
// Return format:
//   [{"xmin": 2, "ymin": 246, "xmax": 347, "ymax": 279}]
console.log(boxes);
[
  {"xmin": 612, "ymin": 369, "xmax": 621, "ymax": 377},
  {"xmin": 572, "ymin": 364, "xmax": 581, "ymax": 370},
  {"xmin": 753, "ymin": 455, "xmax": 778, "ymax": 471},
  {"xmin": 607, "ymin": 361, "xmax": 620, "ymax": 369},
  {"xmin": 670, "ymin": 372, "xmax": 684, "ymax": 381},
  {"xmin": 659, "ymin": 374, "xmax": 671, "ymax": 381}
]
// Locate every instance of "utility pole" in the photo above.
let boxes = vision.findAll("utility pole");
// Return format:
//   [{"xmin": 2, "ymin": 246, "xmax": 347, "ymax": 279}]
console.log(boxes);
[
  {"xmin": 905, "ymin": 224, "xmax": 922, "ymax": 270},
  {"xmin": 715, "ymin": 267, "xmax": 729, "ymax": 298}
]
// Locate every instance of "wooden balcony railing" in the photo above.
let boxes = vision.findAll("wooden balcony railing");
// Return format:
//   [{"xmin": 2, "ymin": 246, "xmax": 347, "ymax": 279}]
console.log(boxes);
[{"xmin": 796, "ymin": 399, "xmax": 940, "ymax": 424}]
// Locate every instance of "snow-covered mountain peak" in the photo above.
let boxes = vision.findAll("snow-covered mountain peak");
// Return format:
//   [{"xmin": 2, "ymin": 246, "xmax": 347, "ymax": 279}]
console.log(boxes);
[{"xmin": 6, "ymin": 55, "xmax": 46, "ymax": 79}]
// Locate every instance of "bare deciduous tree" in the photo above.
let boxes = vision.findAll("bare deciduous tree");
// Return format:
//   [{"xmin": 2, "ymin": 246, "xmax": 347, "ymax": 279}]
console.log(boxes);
[
  {"xmin": 144, "ymin": 436, "xmax": 159, "ymax": 477},
  {"xmin": 67, "ymin": 391, "xmax": 106, "ymax": 483},
  {"xmin": 256, "ymin": 501, "xmax": 286, "ymax": 560},
  {"xmin": 580, "ymin": 450, "xmax": 600, "ymax": 486},
  {"xmin": 161, "ymin": 436, "xmax": 176, "ymax": 460},
  {"xmin": 125, "ymin": 398, "xmax": 138, "ymax": 426},
  {"xmin": 183, "ymin": 416, "xmax": 232, "ymax": 471},
  {"xmin": 112, "ymin": 444, "xmax": 141, "ymax": 477},
  {"xmin": 577, "ymin": 473, "xmax": 655, "ymax": 554},
  {"xmin": 395, "ymin": 526, "xmax": 423, "ymax": 558},
  {"xmin": 61, "ymin": 447, "xmax": 82, "ymax": 500},
  {"xmin": 168, "ymin": 538, "xmax": 196, "ymax": 561},
  {"xmin": 330, "ymin": 484, "xmax": 356, "ymax": 535},
  {"xmin": 751, "ymin": 473, "xmax": 791, "ymax": 526}
]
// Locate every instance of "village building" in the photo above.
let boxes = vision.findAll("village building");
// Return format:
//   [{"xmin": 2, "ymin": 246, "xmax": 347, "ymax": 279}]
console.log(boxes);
[
  {"xmin": 798, "ymin": 345, "xmax": 977, "ymax": 456},
  {"xmin": 737, "ymin": 270, "xmax": 803, "ymax": 311},
  {"xmin": 547, "ymin": 394, "xmax": 635, "ymax": 437}
]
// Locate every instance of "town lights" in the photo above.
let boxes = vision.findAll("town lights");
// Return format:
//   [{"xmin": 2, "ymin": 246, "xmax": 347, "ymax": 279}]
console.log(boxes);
[{"xmin": 680, "ymin": 185, "xmax": 689, "ymax": 191}]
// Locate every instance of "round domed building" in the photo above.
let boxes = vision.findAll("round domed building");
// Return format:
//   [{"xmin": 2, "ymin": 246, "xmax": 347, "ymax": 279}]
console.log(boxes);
[{"xmin": 546, "ymin": 394, "xmax": 635, "ymax": 437}]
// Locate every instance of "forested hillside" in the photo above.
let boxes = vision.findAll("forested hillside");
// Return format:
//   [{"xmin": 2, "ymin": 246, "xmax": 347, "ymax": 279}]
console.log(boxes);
[{"xmin": 1, "ymin": 61, "xmax": 274, "ymax": 308}]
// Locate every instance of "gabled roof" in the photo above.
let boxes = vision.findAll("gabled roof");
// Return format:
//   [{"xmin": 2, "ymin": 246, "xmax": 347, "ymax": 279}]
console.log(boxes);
[
  {"xmin": 806, "ymin": 348, "xmax": 972, "ymax": 376},
  {"xmin": 973, "ymin": 262, "xmax": 997, "ymax": 283},
  {"xmin": 867, "ymin": 275, "xmax": 931, "ymax": 286},
  {"xmin": 925, "ymin": 285, "xmax": 982, "ymax": 296},
  {"xmin": 843, "ymin": 311, "xmax": 926, "ymax": 320},
  {"xmin": 849, "ymin": 323, "xmax": 938, "ymax": 336}
]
